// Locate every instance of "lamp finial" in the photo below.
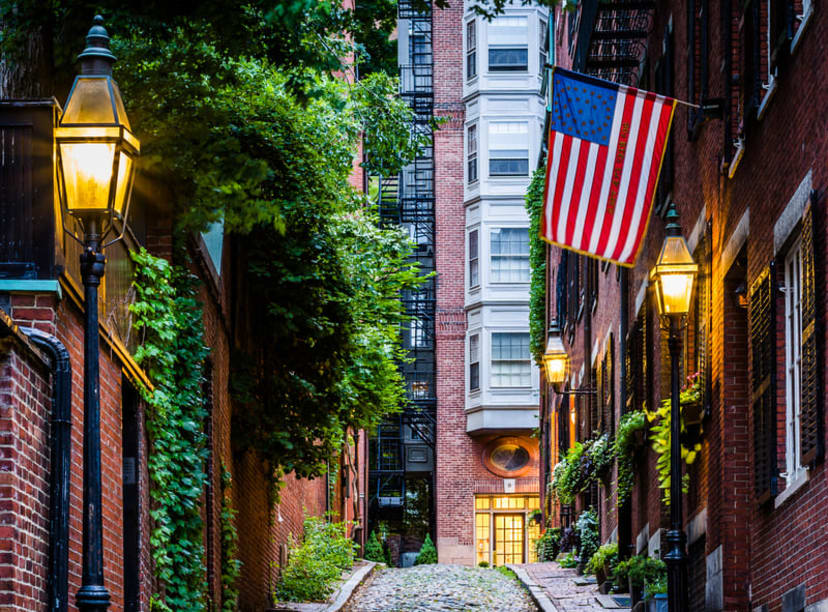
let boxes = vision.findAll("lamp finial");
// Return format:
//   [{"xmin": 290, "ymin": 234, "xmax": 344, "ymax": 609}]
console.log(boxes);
[
  {"xmin": 664, "ymin": 202, "xmax": 681, "ymax": 237},
  {"xmin": 78, "ymin": 14, "xmax": 116, "ymax": 75}
]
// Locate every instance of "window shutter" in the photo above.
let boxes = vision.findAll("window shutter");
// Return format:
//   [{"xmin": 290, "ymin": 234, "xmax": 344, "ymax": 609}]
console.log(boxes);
[
  {"xmin": 749, "ymin": 264, "xmax": 778, "ymax": 502},
  {"xmin": 597, "ymin": 358, "xmax": 604, "ymax": 433},
  {"xmin": 590, "ymin": 366, "xmax": 598, "ymax": 433},
  {"xmin": 697, "ymin": 226, "xmax": 713, "ymax": 417},
  {"xmin": 557, "ymin": 250, "xmax": 568, "ymax": 324},
  {"xmin": 799, "ymin": 202, "xmax": 823, "ymax": 464},
  {"xmin": 607, "ymin": 338, "xmax": 615, "ymax": 435}
]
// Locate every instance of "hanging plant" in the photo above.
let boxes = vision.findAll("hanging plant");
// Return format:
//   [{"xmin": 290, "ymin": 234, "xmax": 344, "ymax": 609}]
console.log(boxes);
[
  {"xmin": 648, "ymin": 372, "xmax": 703, "ymax": 504},
  {"xmin": 613, "ymin": 410, "xmax": 647, "ymax": 504}
]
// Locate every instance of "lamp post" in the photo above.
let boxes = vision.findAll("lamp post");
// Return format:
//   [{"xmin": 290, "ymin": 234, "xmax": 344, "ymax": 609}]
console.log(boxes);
[
  {"xmin": 649, "ymin": 203, "xmax": 697, "ymax": 612},
  {"xmin": 55, "ymin": 16, "xmax": 140, "ymax": 612}
]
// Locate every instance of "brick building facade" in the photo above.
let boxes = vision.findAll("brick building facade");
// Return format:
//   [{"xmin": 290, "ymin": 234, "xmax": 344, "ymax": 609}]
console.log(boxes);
[
  {"xmin": 0, "ymin": 77, "xmax": 366, "ymax": 612},
  {"xmin": 539, "ymin": 1, "xmax": 828, "ymax": 610}
]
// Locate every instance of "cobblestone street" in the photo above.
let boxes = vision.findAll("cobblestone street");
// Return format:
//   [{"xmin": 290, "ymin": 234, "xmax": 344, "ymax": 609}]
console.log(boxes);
[
  {"xmin": 519, "ymin": 563, "xmax": 609, "ymax": 611},
  {"xmin": 342, "ymin": 564, "xmax": 538, "ymax": 611}
]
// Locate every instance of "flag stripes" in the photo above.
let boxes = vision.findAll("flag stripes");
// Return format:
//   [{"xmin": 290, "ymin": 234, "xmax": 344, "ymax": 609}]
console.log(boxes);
[{"xmin": 541, "ymin": 69, "xmax": 676, "ymax": 266}]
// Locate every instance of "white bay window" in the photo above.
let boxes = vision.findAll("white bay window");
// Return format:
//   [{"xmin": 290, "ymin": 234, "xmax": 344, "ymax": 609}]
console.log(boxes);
[{"xmin": 491, "ymin": 332, "xmax": 531, "ymax": 387}]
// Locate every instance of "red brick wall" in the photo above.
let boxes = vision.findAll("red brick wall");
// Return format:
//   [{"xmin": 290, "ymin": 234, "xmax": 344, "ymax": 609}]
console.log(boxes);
[
  {"xmin": 545, "ymin": 1, "xmax": 828, "ymax": 608},
  {"xmin": 0, "ymin": 333, "xmax": 52, "ymax": 610}
]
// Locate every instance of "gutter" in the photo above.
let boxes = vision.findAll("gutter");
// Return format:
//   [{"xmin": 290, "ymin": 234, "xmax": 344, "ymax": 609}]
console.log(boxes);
[{"xmin": 23, "ymin": 328, "xmax": 71, "ymax": 612}]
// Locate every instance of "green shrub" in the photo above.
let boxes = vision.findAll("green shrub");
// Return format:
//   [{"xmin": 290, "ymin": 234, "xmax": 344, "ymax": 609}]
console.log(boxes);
[
  {"xmin": 586, "ymin": 542, "xmax": 618, "ymax": 576},
  {"xmin": 575, "ymin": 509, "xmax": 600, "ymax": 567},
  {"xmin": 478, "ymin": 561, "xmax": 490, "ymax": 568},
  {"xmin": 413, "ymin": 533, "xmax": 437, "ymax": 565},
  {"xmin": 496, "ymin": 566, "xmax": 517, "ymax": 579},
  {"xmin": 364, "ymin": 531, "xmax": 386, "ymax": 563},
  {"xmin": 559, "ymin": 550, "xmax": 578, "ymax": 568},
  {"xmin": 613, "ymin": 555, "xmax": 666, "ymax": 591},
  {"xmin": 613, "ymin": 410, "xmax": 647, "ymax": 504},
  {"xmin": 535, "ymin": 527, "xmax": 562, "ymax": 562},
  {"xmin": 275, "ymin": 516, "xmax": 355, "ymax": 602}
]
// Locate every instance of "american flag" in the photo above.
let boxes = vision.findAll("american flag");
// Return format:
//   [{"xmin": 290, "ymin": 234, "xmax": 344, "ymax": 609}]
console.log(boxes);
[{"xmin": 541, "ymin": 68, "xmax": 676, "ymax": 266}]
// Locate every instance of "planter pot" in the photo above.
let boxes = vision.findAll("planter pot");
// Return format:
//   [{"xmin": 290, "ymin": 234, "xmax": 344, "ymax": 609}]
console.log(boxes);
[
  {"xmin": 647, "ymin": 594, "xmax": 668, "ymax": 612},
  {"xmin": 629, "ymin": 579, "xmax": 644, "ymax": 607},
  {"xmin": 631, "ymin": 428, "xmax": 646, "ymax": 452},
  {"xmin": 599, "ymin": 580, "xmax": 613, "ymax": 594},
  {"xmin": 595, "ymin": 567, "xmax": 607, "ymax": 585},
  {"xmin": 575, "ymin": 561, "xmax": 585, "ymax": 575}
]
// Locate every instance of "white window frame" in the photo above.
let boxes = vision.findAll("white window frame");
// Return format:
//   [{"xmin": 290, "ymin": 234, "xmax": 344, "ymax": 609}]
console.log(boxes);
[
  {"xmin": 783, "ymin": 238, "xmax": 805, "ymax": 484},
  {"xmin": 490, "ymin": 227, "xmax": 530, "ymax": 284},
  {"xmin": 487, "ymin": 16, "xmax": 529, "ymax": 72},
  {"xmin": 467, "ymin": 123, "xmax": 479, "ymax": 184},
  {"xmin": 469, "ymin": 334, "xmax": 480, "ymax": 392},
  {"xmin": 488, "ymin": 121, "xmax": 530, "ymax": 177},
  {"xmin": 466, "ymin": 20, "xmax": 477, "ymax": 80},
  {"xmin": 490, "ymin": 332, "xmax": 531, "ymax": 388},
  {"xmin": 539, "ymin": 18, "xmax": 548, "ymax": 76},
  {"xmin": 469, "ymin": 228, "xmax": 480, "ymax": 288}
]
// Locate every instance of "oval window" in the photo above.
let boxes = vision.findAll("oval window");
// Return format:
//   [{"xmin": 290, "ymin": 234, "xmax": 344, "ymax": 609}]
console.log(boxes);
[{"xmin": 490, "ymin": 443, "xmax": 530, "ymax": 473}]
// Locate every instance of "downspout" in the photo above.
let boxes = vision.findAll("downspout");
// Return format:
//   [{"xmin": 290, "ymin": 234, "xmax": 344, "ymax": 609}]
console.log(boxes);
[
  {"xmin": 24, "ymin": 328, "xmax": 71, "ymax": 612},
  {"xmin": 617, "ymin": 269, "xmax": 632, "ymax": 560}
]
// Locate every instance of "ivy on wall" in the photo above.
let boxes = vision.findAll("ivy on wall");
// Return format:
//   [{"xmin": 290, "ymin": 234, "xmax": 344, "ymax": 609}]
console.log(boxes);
[
  {"xmin": 525, "ymin": 167, "xmax": 548, "ymax": 365},
  {"xmin": 220, "ymin": 465, "xmax": 242, "ymax": 612},
  {"xmin": 131, "ymin": 248, "xmax": 209, "ymax": 611}
]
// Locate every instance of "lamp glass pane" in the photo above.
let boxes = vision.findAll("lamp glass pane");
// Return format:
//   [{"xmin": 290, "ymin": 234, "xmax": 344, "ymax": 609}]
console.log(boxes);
[
  {"xmin": 59, "ymin": 142, "xmax": 115, "ymax": 211},
  {"xmin": 110, "ymin": 81, "xmax": 132, "ymax": 131},
  {"xmin": 659, "ymin": 272, "xmax": 694, "ymax": 314},
  {"xmin": 544, "ymin": 354, "xmax": 567, "ymax": 383},
  {"xmin": 113, "ymin": 150, "xmax": 134, "ymax": 218},
  {"xmin": 61, "ymin": 77, "xmax": 117, "ymax": 125}
]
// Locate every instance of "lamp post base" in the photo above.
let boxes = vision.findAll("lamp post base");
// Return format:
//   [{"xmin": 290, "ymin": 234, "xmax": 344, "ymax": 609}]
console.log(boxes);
[
  {"xmin": 77, "ymin": 584, "xmax": 111, "ymax": 611},
  {"xmin": 664, "ymin": 528, "xmax": 688, "ymax": 612}
]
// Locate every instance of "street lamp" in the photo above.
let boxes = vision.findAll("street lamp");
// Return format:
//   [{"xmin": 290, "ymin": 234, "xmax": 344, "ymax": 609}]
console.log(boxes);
[
  {"xmin": 649, "ymin": 202, "xmax": 697, "ymax": 612},
  {"xmin": 56, "ymin": 16, "xmax": 139, "ymax": 612},
  {"xmin": 543, "ymin": 322, "xmax": 569, "ymax": 391}
]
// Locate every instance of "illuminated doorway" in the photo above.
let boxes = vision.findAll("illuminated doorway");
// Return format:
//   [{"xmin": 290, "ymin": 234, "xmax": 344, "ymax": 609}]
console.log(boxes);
[{"xmin": 475, "ymin": 495, "xmax": 540, "ymax": 565}]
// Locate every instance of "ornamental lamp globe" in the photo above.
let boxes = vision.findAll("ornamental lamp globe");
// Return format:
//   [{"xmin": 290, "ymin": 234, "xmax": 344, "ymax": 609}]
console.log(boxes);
[
  {"xmin": 56, "ymin": 15, "xmax": 140, "ymax": 240},
  {"xmin": 543, "ymin": 322, "xmax": 568, "ymax": 388},
  {"xmin": 650, "ymin": 203, "xmax": 698, "ymax": 317}
]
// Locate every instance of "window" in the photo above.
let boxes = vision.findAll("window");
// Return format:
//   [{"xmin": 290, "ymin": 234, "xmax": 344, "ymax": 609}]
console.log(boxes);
[
  {"xmin": 470, "ymin": 334, "xmax": 480, "ymax": 391},
  {"xmin": 488, "ymin": 122, "xmax": 529, "ymax": 177},
  {"xmin": 467, "ymin": 21, "xmax": 477, "ymax": 79},
  {"xmin": 409, "ymin": 317, "xmax": 430, "ymax": 349},
  {"xmin": 488, "ymin": 16, "xmax": 528, "ymax": 71},
  {"xmin": 783, "ymin": 238, "xmax": 804, "ymax": 483},
  {"xmin": 469, "ymin": 229, "xmax": 479, "ymax": 287},
  {"xmin": 467, "ymin": 124, "xmax": 478, "ymax": 184},
  {"xmin": 539, "ymin": 19, "xmax": 548, "ymax": 75},
  {"xmin": 491, "ymin": 332, "xmax": 531, "ymax": 387},
  {"xmin": 490, "ymin": 228, "xmax": 529, "ymax": 283}
]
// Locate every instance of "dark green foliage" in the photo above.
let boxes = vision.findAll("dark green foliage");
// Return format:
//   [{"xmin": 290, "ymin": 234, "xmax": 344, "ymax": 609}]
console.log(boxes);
[
  {"xmin": 586, "ymin": 543, "xmax": 618, "ymax": 576},
  {"xmin": 559, "ymin": 550, "xmax": 578, "ymax": 568},
  {"xmin": 275, "ymin": 516, "xmax": 356, "ymax": 603},
  {"xmin": 364, "ymin": 531, "xmax": 386, "ymax": 563},
  {"xmin": 613, "ymin": 410, "xmax": 647, "ymax": 504},
  {"xmin": 413, "ymin": 534, "xmax": 437, "ymax": 565},
  {"xmin": 613, "ymin": 555, "xmax": 667, "ymax": 591},
  {"xmin": 575, "ymin": 509, "xmax": 599, "ymax": 567},
  {"xmin": 535, "ymin": 527, "xmax": 562, "ymax": 562},
  {"xmin": 478, "ymin": 561, "xmax": 490, "ymax": 568},
  {"xmin": 220, "ymin": 466, "xmax": 242, "ymax": 612},
  {"xmin": 525, "ymin": 168, "xmax": 547, "ymax": 365},
  {"xmin": 130, "ymin": 248, "xmax": 209, "ymax": 611},
  {"xmin": 496, "ymin": 566, "xmax": 517, "ymax": 579}
]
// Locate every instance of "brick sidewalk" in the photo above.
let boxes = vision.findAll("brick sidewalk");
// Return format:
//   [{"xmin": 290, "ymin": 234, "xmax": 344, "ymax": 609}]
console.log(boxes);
[{"xmin": 518, "ymin": 562, "xmax": 606, "ymax": 612}]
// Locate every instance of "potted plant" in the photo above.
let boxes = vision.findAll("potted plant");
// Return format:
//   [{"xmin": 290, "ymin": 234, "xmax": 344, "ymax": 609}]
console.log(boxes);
[
  {"xmin": 535, "ymin": 527, "xmax": 562, "ymax": 562},
  {"xmin": 613, "ymin": 555, "xmax": 667, "ymax": 608},
  {"xmin": 645, "ymin": 576, "xmax": 668, "ymax": 612},
  {"xmin": 586, "ymin": 542, "xmax": 618, "ymax": 588}
]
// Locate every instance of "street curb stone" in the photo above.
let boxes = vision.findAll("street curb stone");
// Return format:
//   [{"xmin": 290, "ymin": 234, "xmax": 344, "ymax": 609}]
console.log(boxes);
[
  {"xmin": 508, "ymin": 564, "xmax": 558, "ymax": 612},
  {"xmin": 327, "ymin": 560, "xmax": 378, "ymax": 612}
]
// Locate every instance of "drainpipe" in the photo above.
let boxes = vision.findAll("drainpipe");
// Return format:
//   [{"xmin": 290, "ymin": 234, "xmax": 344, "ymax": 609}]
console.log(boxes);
[
  {"xmin": 617, "ymin": 269, "xmax": 632, "ymax": 560},
  {"xmin": 24, "ymin": 328, "xmax": 71, "ymax": 612}
]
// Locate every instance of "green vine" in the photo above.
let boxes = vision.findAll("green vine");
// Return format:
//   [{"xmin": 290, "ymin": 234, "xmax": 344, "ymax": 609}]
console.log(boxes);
[
  {"xmin": 613, "ymin": 410, "xmax": 647, "ymax": 504},
  {"xmin": 220, "ymin": 465, "xmax": 242, "ymax": 612},
  {"xmin": 130, "ymin": 247, "xmax": 209, "ymax": 611},
  {"xmin": 575, "ymin": 509, "xmax": 599, "ymax": 564},
  {"xmin": 648, "ymin": 372, "xmax": 703, "ymax": 504},
  {"xmin": 525, "ymin": 167, "xmax": 547, "ymax": 364},
  {"xmin": 551, "ymin": 433, "xmax": 615, "ymax": 505}
]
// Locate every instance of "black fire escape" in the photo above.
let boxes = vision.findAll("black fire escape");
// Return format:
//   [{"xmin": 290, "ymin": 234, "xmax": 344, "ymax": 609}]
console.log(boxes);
[
  {"xmin": 369, "ymin": 1, "xmax": 436, "ymax": 523},
  {"xmin": 574, "ymin": 0, "xmax": 656, "ymax": 87}
]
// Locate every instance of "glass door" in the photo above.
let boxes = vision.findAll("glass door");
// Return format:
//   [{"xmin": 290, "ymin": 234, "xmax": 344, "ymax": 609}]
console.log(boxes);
[{"xmin": 493, "ymin": 513, "xmax": 524, "ymax": 565}]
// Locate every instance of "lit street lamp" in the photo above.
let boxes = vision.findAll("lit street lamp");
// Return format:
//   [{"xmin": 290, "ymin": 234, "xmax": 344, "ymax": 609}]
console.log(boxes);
[
  {"xmin": 543, "ymin": 322, "xmax": 569, "ymax": 391},
  {"xmin": 649, "ymin": 202, "xmax": 697, "ymax": 612},
  {"xmin": 56, "ymin": 15, "xmax": 139, "ymax": 612}
]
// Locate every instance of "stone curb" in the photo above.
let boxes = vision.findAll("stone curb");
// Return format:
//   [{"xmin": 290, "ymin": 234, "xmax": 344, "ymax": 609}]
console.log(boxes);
[
  {"xmin": 326, "ymin": 560, "xmax": 378, "ymax": 612},
  {"xmin": 507, "ymin": 565, "xmax": 559, "ymax": 612}
]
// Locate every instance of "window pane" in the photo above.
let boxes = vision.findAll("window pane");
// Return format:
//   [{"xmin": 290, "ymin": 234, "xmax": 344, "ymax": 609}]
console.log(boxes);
[
  {"xmin": 489, "ymin": 48, "xmax": 528, "ymax": 70},
  {"xmin": 491, "ymin": 228, "xmax": 530, "ymax": 282},
  {"xmin": 489, "ymin": 157, "xmax": 529, "ymax": 176},
  {"xmin": 491, "ymin": 333, "xmax": 531, "ymax": 387}
]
